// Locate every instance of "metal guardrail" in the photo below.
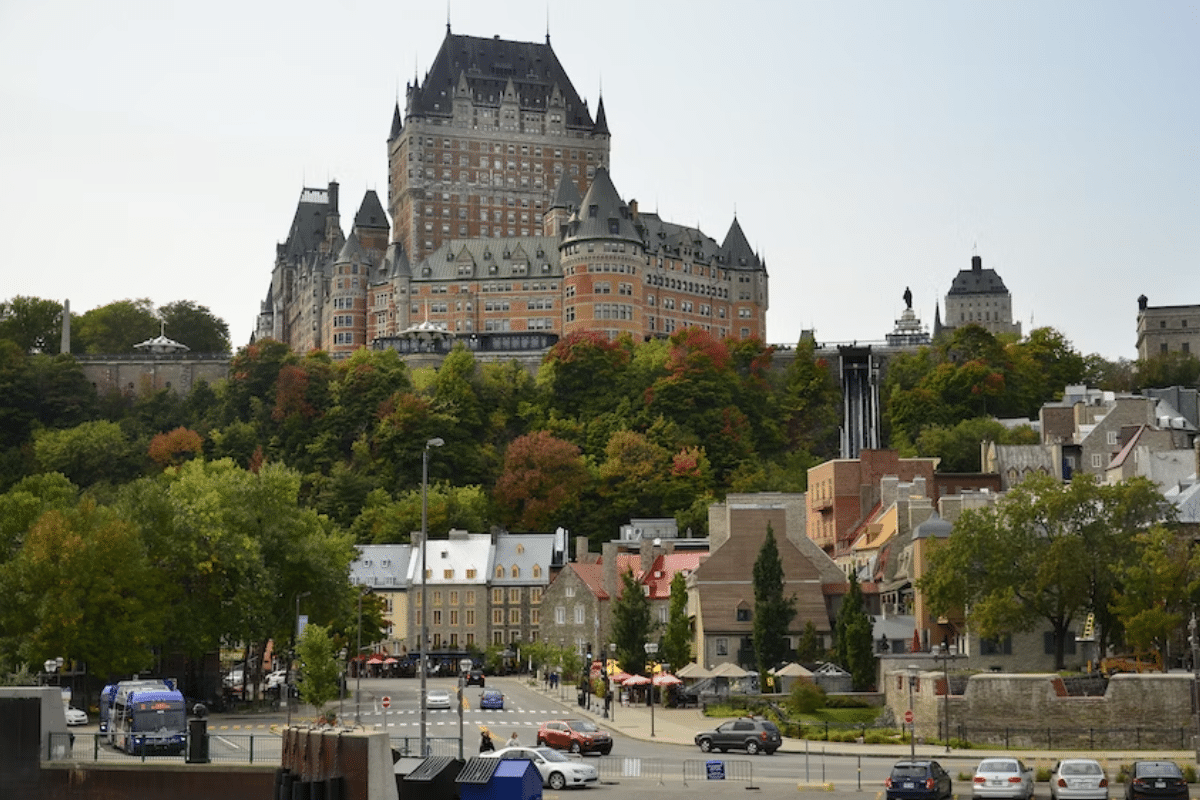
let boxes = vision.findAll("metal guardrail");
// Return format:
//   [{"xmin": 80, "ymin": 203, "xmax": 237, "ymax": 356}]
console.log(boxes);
[
  {"xmin": 596, "ymin": 755, "xmax": 666, "ymax": 785},
  {"xmin": 682, "ymin": 758, "xmax": 756, "ymax": 789},
  {"xmin": 48, "ymin": 732, "xmax": 280, "ymax": 764},
  {"xmin": 386, "ymin": 736, "xmax": 463, "ymax": 758}
]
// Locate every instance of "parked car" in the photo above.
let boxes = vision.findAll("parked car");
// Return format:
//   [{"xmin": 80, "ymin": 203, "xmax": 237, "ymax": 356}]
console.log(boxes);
[
  {"xmin": 265, "ymin": 670, "xmax": 288, "ymax": 689},
  {"xmin": 65, "ymin": 707, "xmax": 88, "ymax": 726},
  {"xmin": 694, "ymin": 716, "xmax": 782, "ymax": 755},
  {"xmin": 973, "ymin": 758, "xmax": 1035, "ymax": 800},
  {"xmin": 537, "ymin": 719, "xmax": 613, "ymax": 755},
  {"xmin": 425, "ymin": 689, "xmax": 453, "ymax": 710},
  {"xmin": 1050, "ymin": 759, "xmax": 1109, "ymax": 800},
  {"xmin": 466, "ymin": 668, "xmax": 486, "ymax": 687},
  {"xmin": 886, "ymin": 760, "xmax": 954, "ymax": 800},
  {"xmin": 480, "ymin": 746, "xmax": 598, "ymax": 790},
  {"xmin": 479, "ymin": 689, "xmax": 505, "ymax": 710},
  {"xmin": 1126, "ymin": 761, "xmax": 1189, "ymax": 800}
]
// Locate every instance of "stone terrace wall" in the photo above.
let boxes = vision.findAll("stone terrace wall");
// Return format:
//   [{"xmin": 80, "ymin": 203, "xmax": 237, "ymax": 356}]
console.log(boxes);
[{"xmin": 888, "ymin": 670, "xmax": 1195, "ymax": 749}]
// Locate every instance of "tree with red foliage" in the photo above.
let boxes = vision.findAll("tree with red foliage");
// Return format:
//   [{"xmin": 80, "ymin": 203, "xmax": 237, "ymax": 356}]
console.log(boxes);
[{"xmin": 493, "ymin": 431, "xmax": 588, "ymax": 531}]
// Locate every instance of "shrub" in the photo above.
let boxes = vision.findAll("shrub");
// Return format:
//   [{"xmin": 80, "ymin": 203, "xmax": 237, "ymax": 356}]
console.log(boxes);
[
  {"xmin": 788, "ymin": 678, "xmax": 827, "ymax": 714},
  {"xmin": 824, "ymin": 694, "xmax": 871, "ymax": 709},
  {"xmin": 1182, "ymin": 764, "xmax": 1196, "ymax": 784},
  {"xmin": 1035, "ymin": 767, "xmax": 1052, "ymax": 783}
]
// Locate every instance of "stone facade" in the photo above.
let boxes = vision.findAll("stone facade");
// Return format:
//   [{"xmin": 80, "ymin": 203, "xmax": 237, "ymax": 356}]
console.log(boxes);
[
  {"xmin": 78, "ymin": 354, "xmax": 229, "ymax": 396},
  {"xmin": 1136, "ymin": 295, "xmax": 1199, "ymax": 359}
]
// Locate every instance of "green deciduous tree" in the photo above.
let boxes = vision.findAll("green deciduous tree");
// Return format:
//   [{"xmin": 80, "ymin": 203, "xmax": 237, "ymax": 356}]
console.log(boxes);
[
  {"xmin": 752, "ymin": 523, "xmax": 797, "ymax": 688},
  {"xmin": 833, "ymin": 574, "xmax": 877, "ymax": 690},
  {"xmin": 33, "ymin": 420, "xmax": 142, "ymax": 487},
  {"xmin": 296, "ymin": 623, "xmax": 341, "ymax": 719},
  {"xmin": 157, "ymin": 300, "xmax": 231, "ymax": 353},
  {"xmin": 1112, "ymin": 526, "xmax": 1199, "ymax": 662},
  {"xmin": 918, "ymin": 472, "xmax": 1172, "ymax": 669},
  {"xmin": 0, "ymin": 296, "xmax": 64, "ymax": 354},
  {"xmin": 73, "ymin": 299, "xmax": 158, "ymax": 354},
  {"xmin": 611, "ymin": 569, "xmax": 653, "ymax": 676},
  {"xmin": 660, "ymin": 572, "xmax": 691, "ymax": 671}
]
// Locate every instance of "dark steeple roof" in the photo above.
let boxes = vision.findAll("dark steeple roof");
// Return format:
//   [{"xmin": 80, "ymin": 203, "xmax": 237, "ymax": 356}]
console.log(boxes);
[
  {"xmin": 549, "ymin": 175, "xmax": 581, "ymax": 212},
  {"xmin": 389, "ymin": 102, "xmax": 403, "ymax": 141},
  {"xmin": 282, "ymin": 183, "xmax": 339, "ymax": 260},
  {"xmin": 354, "ymin": 190, "xmax": 388, "ymax": 230},
  {"xmin": 408, "ymin": 31, "xmax": 594, "ymax": 128},
  {"xmin": 721, "ymin": 216, "xmax": 763, "ymax": 271},
  {"xmin": 561, "ymin": 167, "xmax": 640, "ymax": 246},
  {"xmin": 593, "ymin": 95, "xmax": 609, "ymax": 136},
  {"xmin": 948, "ymin": 254, "xmax": 1009, "ymax": 295}
]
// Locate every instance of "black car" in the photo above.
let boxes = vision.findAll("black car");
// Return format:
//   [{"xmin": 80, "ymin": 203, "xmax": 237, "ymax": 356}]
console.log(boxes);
[
  {"xmin": 1126, "ymin": 761, "xmax": 1189, "ymax": 800},
  {"xmin": 887, "ymin": 760, "xmax": 954, "ymax": 800},
  {"xmin": 466, "ymin": 668, "xmax": 485, "ymax": 687},
  {"xmin": 694, "ymin": 717, "xmax": 782, "ymax": 755}
]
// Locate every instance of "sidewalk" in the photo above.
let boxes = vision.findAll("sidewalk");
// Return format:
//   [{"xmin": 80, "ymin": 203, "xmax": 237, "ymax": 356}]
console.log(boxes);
[{"xmin": 521, "ymin": 677, "xmax": 1198, "ymax": 764}]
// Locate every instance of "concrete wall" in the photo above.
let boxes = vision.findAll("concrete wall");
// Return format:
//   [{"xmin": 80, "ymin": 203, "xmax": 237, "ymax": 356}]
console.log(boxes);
[{"xmin": 887, "ymin": 669, "xmax": 1195, "ymax": 748}]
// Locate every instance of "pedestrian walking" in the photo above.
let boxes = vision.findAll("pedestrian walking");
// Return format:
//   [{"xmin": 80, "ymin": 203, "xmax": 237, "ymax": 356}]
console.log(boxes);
[{"xmin": 479, "ymin": 727, "xmax": 494, "ymax": 753}]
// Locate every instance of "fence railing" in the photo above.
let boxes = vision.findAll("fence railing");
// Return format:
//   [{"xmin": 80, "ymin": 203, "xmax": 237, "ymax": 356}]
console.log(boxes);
[
  {"xmin": 596, "ymin": 755, "xmax": 666, "ymax": 785},
  {"xmin": 48, "ymin": 731, "xmax": 468, "ymax": 765}
]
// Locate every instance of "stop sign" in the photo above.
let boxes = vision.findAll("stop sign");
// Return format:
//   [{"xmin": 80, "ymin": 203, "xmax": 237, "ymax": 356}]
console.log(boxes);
[
  {"xmin": 382, "ymin": 696, "xmax": 391, "ymax": 709},
  {"xmin": 904, "ymin": 709, "xmax": 914, "ymax": 724}
]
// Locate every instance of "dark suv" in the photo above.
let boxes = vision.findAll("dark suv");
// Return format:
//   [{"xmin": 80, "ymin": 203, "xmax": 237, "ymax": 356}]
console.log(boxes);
[
  {"xmin": 886, "ymin": 760, "xmax": 953, "ymax": 800},
  {"xmin": 694, "ymin": 717, "xmax": 782, "ymax": 755},
  {"xmin": 466, "ymin": 668, "xmax": 485, "ymax": 687}
]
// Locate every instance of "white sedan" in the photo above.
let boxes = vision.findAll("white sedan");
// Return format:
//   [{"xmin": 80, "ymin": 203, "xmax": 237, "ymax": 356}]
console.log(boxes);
[
  {"xmin": 480, "ymin": 746, "xmax": 598, "ymax": 790},
  {"xmin": 65, "ymin": 707, "xmax": 88, "ymax": 726},
  {"xmin": 973, "ymin": 757, "xmax": 1035, "ymax": 800},
  {"xmin": 425, "ymin": 689, "xmax": 453, "ymax": 710}
]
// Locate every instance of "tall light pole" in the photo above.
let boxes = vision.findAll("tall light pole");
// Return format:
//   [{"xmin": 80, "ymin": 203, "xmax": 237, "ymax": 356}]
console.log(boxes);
[
  {"xmin": 644, "ymin": 643, "xmax": 659, "ymax": 738},
  {"xmin": 936, "ymin": 643, "xmax": 956, "ymax": 752},
  {"xmin": 609, "ymin": 643, "xmax": 617, "ymax": 723},
  {"xmin": 419, "ymin": 436, "xmax": 444, "ymax": 757},
  {"xmin": 288, "ymin": 590, "xmax": 311, "ymax": 727},
  {"xmin": 355, "ymin": 587, "xmax": 371, "ymax": 726},
  {"xmin": 907, "ymin": 663, "xmax": 918, "ymax": 759}
]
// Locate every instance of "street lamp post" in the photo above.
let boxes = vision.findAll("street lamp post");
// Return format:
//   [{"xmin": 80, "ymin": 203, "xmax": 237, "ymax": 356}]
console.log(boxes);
[
  {"xmin": 907, "ymin": 663, "xmax": 919, "ymax": 759},
  {"xmin": 644, "ymin": 643, "xmax": 659, "ymax": 738},
  {"xmin": 419, "ymin": 436, "xmax": 444, "ymax": 757},
  {"xmin": 609, "ymin": 643, "xmax": 617, "ymax": 723},
  {"xmin": 457, "ymin": 657, "xmax": 471, "ymax": 760},
  {"xmin": 355, "ymin": 587, "xmax": 371, "ymax": 726},
  {"xmin": 935, "ymin": 643, "xmax": 957, "ymax": 752},
  {"xmin": 288, "ymin": 590, "xmax": 311, "ymax": 727}
]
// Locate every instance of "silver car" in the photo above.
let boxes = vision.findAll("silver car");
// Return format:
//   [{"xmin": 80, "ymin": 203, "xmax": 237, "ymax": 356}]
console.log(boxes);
[
  {"xmin": 481, "ymin": 745, "xmax": 598, "ymax": 790},
  {"xmin": 1051, "ymin": 759, "xmax": 1109, "ymax": 800},
  {"xmin": 425, "ymin": 689, "xmax": 453, "ymax": 710},
  {"xmin": 973, "ymin": 758, "xmax": 1035, "ymax": 800}
]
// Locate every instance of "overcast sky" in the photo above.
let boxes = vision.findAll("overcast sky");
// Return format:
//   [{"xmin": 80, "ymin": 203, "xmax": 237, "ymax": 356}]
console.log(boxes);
[{"xmin": 2, "ymin": 1, "xmax": 1195, "ymax": 361}]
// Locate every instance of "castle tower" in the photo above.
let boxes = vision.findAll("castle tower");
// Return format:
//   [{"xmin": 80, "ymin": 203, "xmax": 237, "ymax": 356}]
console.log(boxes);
[
  {"xmin": 559, "ymin": 167, "xmax": 644, "ymax": 339},
  {"xmin": 387, "ymin": 29, "xmax": 610, "ymax": 265}
]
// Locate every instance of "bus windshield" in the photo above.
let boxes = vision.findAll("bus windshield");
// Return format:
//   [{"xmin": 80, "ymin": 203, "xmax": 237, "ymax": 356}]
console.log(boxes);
[{"xmin": 131, "ymin": 705, "xmax": 185, "ymax": 732}]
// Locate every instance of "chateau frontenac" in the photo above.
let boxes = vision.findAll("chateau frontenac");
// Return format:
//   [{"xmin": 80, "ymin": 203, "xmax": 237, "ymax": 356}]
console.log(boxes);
[{"xmin": 256, "ymin": 27, "xmax": 768, "ymax": 358}]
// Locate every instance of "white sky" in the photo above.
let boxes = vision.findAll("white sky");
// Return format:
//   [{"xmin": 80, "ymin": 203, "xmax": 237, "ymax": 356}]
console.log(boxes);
[{"xmin": 2, "ymin": 0, "xmax": 1195, "ymax": 360}]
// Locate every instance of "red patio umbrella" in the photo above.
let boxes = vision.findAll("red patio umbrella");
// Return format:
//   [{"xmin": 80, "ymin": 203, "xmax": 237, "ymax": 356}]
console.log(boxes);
[
  {"xmin": 367, "ymin": 653, "xmax": 385, "ymax": 663},
  {"xmin": 621, "ymin": 674, "xmax": 650, "ymax": 686},
  {"xmin": 653, "ymin": 672, "xmax": 682, "ymax": 686}
]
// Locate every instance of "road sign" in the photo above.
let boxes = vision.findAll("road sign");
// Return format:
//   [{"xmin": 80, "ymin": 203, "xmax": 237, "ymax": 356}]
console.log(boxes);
[
  {"xmin": 382, "ymin": 696, "xmax": 391, "ymax": 709},
  {"xmin": 904, "ymin": 709, "xmax": 914, "ymax": 724}
]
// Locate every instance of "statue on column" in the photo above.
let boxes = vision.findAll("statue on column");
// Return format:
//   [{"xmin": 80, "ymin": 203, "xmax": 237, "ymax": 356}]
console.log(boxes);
[{"xmin": 903, "ymin": 286, "xmax": 913, "ymax": 310}]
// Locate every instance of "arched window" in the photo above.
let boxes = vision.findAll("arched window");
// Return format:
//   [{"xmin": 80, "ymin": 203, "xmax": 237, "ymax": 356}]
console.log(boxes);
[
  {"xmin": 511, "ymin": 565, "xmax": 520, "ymax": 578},
  {"xmin": 495, "ymin": 565, "xmax": 504, "ymax": 578}
]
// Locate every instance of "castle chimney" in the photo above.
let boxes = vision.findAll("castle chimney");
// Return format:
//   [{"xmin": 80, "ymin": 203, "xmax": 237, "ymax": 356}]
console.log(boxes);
[{"xmin": 971, "ymin": 255, "xmax": 982, "ymax": 272}]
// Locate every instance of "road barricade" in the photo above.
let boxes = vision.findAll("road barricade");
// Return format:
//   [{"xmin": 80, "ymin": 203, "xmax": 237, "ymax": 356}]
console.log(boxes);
[
  {"xmin": 683, "ymin": 758, "xmax": 755, "ymax": 789},
  {"xmin": 596, "ymin": 755, "xmax": 665, "ymax": 785}
]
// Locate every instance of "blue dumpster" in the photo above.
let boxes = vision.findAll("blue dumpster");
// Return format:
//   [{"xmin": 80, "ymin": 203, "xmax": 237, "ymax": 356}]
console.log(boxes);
[{"xmin": 457, "ymin": 756, "xmax": 541, "ymax": 800}]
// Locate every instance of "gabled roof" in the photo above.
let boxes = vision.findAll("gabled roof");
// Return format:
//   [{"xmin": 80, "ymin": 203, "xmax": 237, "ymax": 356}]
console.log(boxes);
[
  {"xmin": 409, "ymin": 533, "xmax": 491, "ymax": 585},
  {"xmin": 351, "ymin": 544, "xmax": 412, "ymax": 590},
  {"xmin": 640, "ymin": 552, "xmax": 708, "ymax": 599},
  {"xmin": 336, "ymin": 231, "xmax": 368, "ymax": 265},
  {"xmin": 549, "ymin": 175, "xmax": 582, "ymax": 212},
  {"xmin": 408, "ymin": 31, "xmax": 594, "ymax": 130},
  {"xmin": 568, "ymin": 562, "xmax": 609, "ymax": 600},
  {"xmin": 491, "ymin": 533, "xmax": 555, "ymax": 586},
  {"xmin": 413, "ymin": 235, "xmax": 560, "ymax": 282}
]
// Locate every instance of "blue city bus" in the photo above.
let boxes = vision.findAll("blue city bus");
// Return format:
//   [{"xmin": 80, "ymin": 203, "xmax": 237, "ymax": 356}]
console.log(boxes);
[
  {"xmin": 98, "ymin": 684, "xmax": 116, "ymax": 734},
  {"xmin": 105, "ymin": 679, "xmax": 169, "ymax": 746},
  {"xmin": 110, "ymin": 688, "xmax": 187, "ymax": 755}
]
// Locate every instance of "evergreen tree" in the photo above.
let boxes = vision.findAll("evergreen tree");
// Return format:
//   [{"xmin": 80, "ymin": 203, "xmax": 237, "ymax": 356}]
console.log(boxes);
[
  {"xmin": 752, "ymin": 524, "xmax": 796, "ymax": 690},
  {"xmin": 611, "ymin": 568, "xmax": 653, "ymax": 675},
  {"xmin": 834, "ymin": 573, "xmax": 877, "ymax": 690},
  {"xmin": 795, "ymin": 620, "xmax": 822, "ymax": 663},
  {"xmin": 660, "ymin": 571, "xmax": 691, "ymax": 671}
]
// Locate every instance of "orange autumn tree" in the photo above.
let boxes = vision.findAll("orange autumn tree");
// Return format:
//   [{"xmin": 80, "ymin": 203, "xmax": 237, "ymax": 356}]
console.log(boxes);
[{"xmin": 147, "ymin": 426, "xmax": 203, "ymax": 468}]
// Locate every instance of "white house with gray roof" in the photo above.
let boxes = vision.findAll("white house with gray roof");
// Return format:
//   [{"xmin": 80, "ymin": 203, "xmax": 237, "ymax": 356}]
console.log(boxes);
[
  {"xmin": 406, "ymin": 531, "xmax": 492, "ymax": 660},
  {"xmin": 488, "ymin": 532, "xmax": 555, "ymax": 647}
]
